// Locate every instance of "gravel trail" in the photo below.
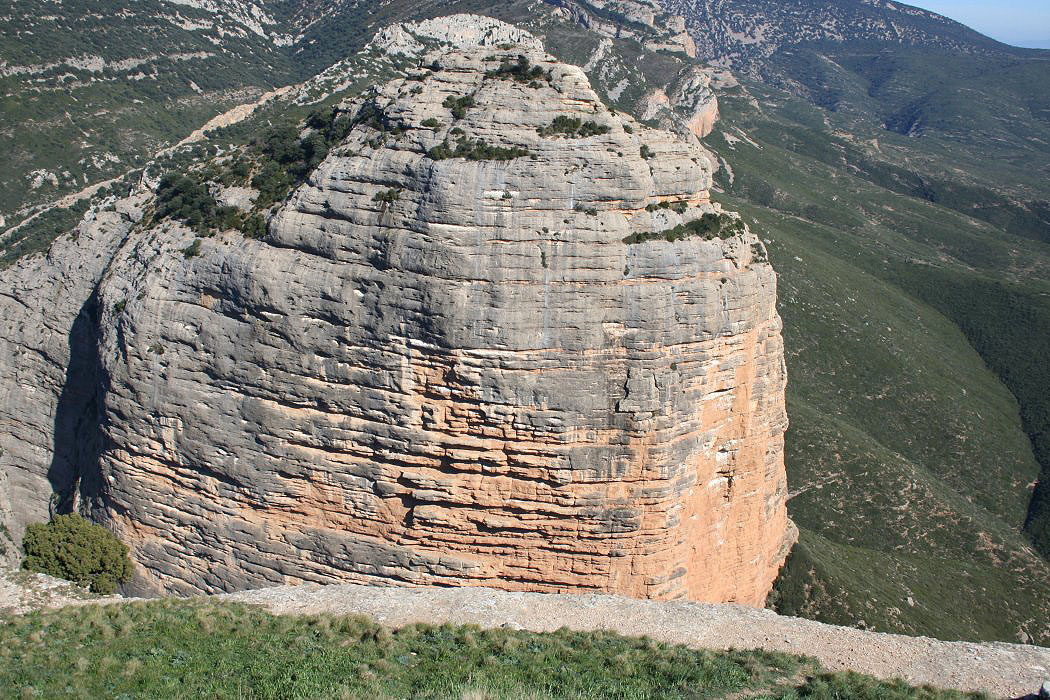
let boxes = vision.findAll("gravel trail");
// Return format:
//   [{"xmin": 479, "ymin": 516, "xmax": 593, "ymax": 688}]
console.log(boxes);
[{"xmin": 224, "ymin": 584, "xmax": 1050, "ymax": 699}]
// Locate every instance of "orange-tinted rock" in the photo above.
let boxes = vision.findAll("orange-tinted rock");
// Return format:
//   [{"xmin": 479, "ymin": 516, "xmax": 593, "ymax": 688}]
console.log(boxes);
[{"xmin": 87, "ymin": 44, "xmax": 793, "ymax": 604}]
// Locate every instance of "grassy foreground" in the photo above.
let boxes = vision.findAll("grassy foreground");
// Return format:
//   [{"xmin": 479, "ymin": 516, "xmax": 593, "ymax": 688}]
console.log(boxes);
[{"xmin": 0, "ymin": 599, "xmax": 985, "ymax": 699}]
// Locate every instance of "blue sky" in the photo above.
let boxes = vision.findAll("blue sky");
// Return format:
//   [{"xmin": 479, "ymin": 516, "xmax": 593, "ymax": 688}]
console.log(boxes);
[{"xmin": 911, "ymin": 0, "xmax": 1050, "ymax": 48}]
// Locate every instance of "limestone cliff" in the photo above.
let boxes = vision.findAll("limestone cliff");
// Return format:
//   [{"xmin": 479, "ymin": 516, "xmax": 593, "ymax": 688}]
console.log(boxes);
[
  {"xmin": 0, "ymin": 41, "xmax": 791, "ymax": 604},
  {"xmin": 0, "ymin": 194, "xmax": 147, "ymax": 545},
  {"xmin": 546, "ymin": 0, "xmax": 698, "ymax": 58}
]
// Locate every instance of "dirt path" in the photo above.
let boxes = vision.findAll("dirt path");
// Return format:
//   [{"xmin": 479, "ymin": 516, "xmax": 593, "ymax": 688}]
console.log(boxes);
[
  {"xmin": 222, "ymin": 584, "xmax": 1050, "ymax": 699},
  {"xmin": 0, "ymin": 569, "xmax": 118, "ymax": 614}
]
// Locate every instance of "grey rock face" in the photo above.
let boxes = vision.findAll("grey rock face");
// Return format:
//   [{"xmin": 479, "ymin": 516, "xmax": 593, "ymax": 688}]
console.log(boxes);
[
  {"xmin": 0, "ymin": 41, "xmax": 790, "ymax": 604},
  {"xmin": 87, "ymin": 46, "xmax": 790, "ymax": 602},
  {"xmin": 0, "ymin": 194, "xmax": 147, "ymax": 547}
]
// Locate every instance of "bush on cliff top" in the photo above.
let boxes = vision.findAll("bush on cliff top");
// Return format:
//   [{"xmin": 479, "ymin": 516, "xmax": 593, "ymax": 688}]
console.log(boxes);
[
  {"xmin": 21, "ymin": 514, "xmax": 132, "ymax": 594},
  {"xmin": 484, "ymin": 54, "xmax": 550, "ymax": 84},
  {"xmin": 427, "ymin": 137, "xmax": 531, "ymax": 162}
]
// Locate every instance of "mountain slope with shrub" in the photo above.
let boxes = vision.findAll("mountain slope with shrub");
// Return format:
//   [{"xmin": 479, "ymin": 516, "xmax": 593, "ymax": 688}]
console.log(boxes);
[
  {"xmin": 705, "ymin": 78, "xmax": 1050, "ymax": 643},
  {"xmin": 0, "ymin": 0, "xmax": 298, "ymax": 221}
]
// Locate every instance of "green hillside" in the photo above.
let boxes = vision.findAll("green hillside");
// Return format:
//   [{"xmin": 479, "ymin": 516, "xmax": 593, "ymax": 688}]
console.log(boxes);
[
  {"xmin": 705, "ymin": 80, "xmax": 1050, "ymax": 643},
  {"xmin": 0, "ymin": 0, "xmax": 298, "ymax": 221}
]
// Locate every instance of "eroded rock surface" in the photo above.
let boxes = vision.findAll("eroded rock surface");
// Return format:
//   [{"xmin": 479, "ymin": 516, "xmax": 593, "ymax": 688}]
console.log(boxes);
[
  {"xmin": 0, "ymin": 194, "xmax": 147, "ymax": 546},
  {"xmin": 85, "ymin": 44, "xmax": 792, "ymax": 604}
]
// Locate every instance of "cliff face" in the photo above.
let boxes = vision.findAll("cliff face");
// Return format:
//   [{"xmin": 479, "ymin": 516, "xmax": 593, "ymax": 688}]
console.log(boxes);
[
  {"xmin": 85, "ymin": 45, "xmax": 791, "ymax": 603},
  {"xmin": 0, "ymin": 38, "xmax": 791, "ymax": 604},
  {"xmin": 0, "ymin": 194, "xmax": 147, "ymax": 546}
]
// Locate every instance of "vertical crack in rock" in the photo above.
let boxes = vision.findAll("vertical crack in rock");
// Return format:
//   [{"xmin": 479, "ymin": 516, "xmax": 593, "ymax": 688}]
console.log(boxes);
[{"xmin": 0, "ymin": 193, "xmax": 146, "ymax": 547}]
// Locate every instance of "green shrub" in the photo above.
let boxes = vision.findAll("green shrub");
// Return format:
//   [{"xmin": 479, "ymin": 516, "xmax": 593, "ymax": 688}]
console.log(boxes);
[
  {"xmin": 623, "ymin": 213, "xmax": 746, "ymax": 245},
  {"xmin": 182, "ymin": 239, "xmax": 202, "ymax": 258},
  {"xmin": 155, "ymin": 174, "xmax": 242, "ymax": 233},
  {"xmin": 154, "ymin": 174, "xmax": 215, "ymax": 231},
  {"xmin": 442, "ymin": 94, "xmax": 476, "ymax": 120},
  {"xmin": 640, "ymin": 145, "xmax": 654, "ymax": 159},
  {"xmin": 420, "ymin": 117, "xmax": 440, "ymax": 128},
  {"xmin": 427, "ymin": 137, "xmax": 531, "ymax": 162},
  {"xmin": 646, "ymin": 200, "xmax": 688, "ymax": 214},
  {"xmin": 538, "ymin": 116, "xmax": 611, "ymax": 138},
  {"xmin": 485, "ymin": 55, "xmax": 550, "ymax": 83},
  {"xmin": 21, "ymin": 514, "xmax": 132, "ymax": 594},
  {"xmin": 238, "ymin": 213, "xmax": 267, "ymax": 239},
  {"xmin": 373, "ymin": 188, "xmax": 401, "ymax": 205},
  {"xmin": 250, "ymin": 162, "xmax": 293, "ymax": 207}
]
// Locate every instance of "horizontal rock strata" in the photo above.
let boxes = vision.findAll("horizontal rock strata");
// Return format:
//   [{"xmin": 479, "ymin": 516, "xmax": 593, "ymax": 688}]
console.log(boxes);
[
  {"xmin": 0, "ymin": 34, "xmax": 791, "ymax": 604},
  {"xmin": 87, "ymin": 45, "xmax": 791, "ymax": 604}
]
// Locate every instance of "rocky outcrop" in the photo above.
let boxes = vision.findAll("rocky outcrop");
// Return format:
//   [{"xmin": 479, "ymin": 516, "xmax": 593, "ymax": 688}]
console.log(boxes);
[
  {"xmin": 369, "ymin": 14, "xmax": 544, "ymax": 56},
  {"xmin": 82, "ymin": 44, "xmax": 792, "ymax": 603},
  {"xmin": 0, "ymin": 36, "xmax": 791, "ymax": 604},
  {"xmin": 546, "ymin": 0, "xmax": 697, "ymax": 57},
  {"xmin": 0, "ymin": 469, "xmax": 14, "ymax": 567},
  {"xmin": 640, "ymin": 65, "xmax": 719, "ymax": 139},
  {"xmin": 0, "ymin": 193, "xmax": 147, "ymax": 545}
]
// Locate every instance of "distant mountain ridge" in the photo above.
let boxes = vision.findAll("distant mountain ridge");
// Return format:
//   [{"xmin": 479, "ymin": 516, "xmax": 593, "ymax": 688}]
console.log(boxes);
[{"xmin": 661, "ymin": 0, "xmax": 1034, "ymax": 71}]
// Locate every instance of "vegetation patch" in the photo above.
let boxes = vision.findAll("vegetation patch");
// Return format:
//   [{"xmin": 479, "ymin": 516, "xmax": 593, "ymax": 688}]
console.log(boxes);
[
  {"xmin": 0, "ymin": 600, "xmax": 985, "ymax": 699},
  {"xmin": 427, "ymin": 137, "xmax": 531, "ymax": 162},
  {"xmin": 623, "ymin": 213, "xmax": 746, "ymax": 244},
  {"xmin": 485, "ymin": 54, "xmax": 551, "ymax": 84},
  {"xmin": 353, "ymin": 101, "xmax": 405, "ymax": 138},
  {"xmin": 152, "ymin": 104, "xmax": 360, "ymax": 238},
  {"xmin": 538, "ymin": 116, "xmax": 611, "ymax": 138},
  {"xmin": 155, "ymin": 175, "xmax": 241, "ymax": 235},
  {"xmin": 646, "ymin": 200, "xmax": 688, "ymax": 214},
  {"xmin": 21, "ymin": 514, "xmax": 131, "ymax": 594},
  {"xmin": 182, "ymin": 239, "xmax": 202, "ymax": 259},
  {"xmin": 442, "ymin": 94, "xmax": 476, "ymax": 120},
  {"xmin": 373, "ymin": 188, "xmax": 401, "ymax": 206}
]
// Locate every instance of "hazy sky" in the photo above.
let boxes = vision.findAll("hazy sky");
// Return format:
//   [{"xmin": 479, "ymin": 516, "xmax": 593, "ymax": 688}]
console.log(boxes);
[{"xmin": 912, "ymin": 0, "xmax": 1050, "ymax": 47}]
